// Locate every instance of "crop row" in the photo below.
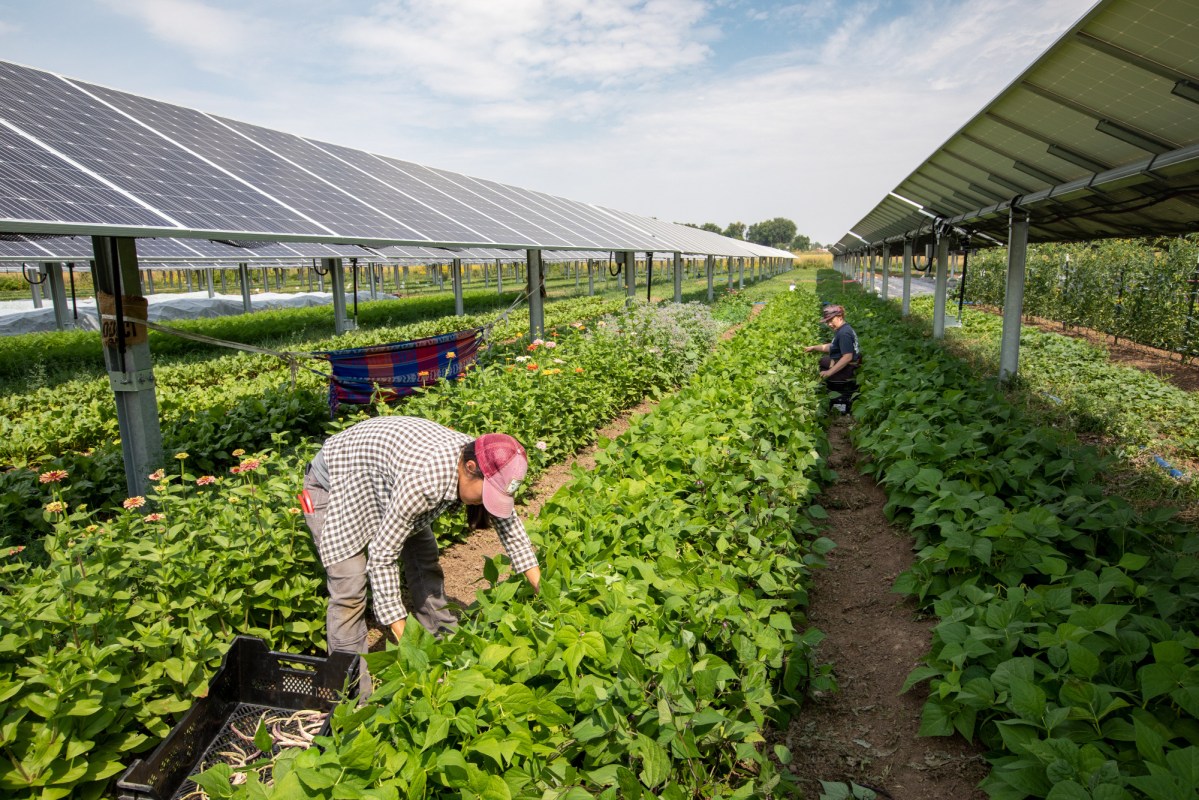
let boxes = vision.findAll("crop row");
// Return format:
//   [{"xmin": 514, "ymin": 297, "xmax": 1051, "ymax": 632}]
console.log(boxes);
[
  {"xmin": 0, "ymin": 293, "xmax": 636, "ymax": 546},
  {"xmin": 198, "ymin": 286, "xmax": 834, "ymax": 799},
  {"xmin": 828, "ymin": 277, "xmax": 1199, "ymax": 800},
  {"xmin": 0, "ymin": 291, "xmax": 762, "ymax": 800}
]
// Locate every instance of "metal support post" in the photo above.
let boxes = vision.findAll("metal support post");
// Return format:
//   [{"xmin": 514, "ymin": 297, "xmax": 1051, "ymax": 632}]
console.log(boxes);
[
  {"xmin": 328, "ymin": 257, "xmax": 354, "ymax": 334},
  {"xmin": 933, "ymin": 235, "xmax": 950, "ymax": 338},
  {"xmin": 42, "ymin": 262, "xmax": 69, "ymax": 331},
  {"xmin": 205, "ymin": 267, "xmax": 215, "ymax": 298},
  {"xmin": 999, "ymin": 209, "xmax": 1030, "ymax": 382},
  {"xmin": 902, "ymin": 241, "xmax": 913, "ymax": 316},
  {"xmin": 91, "ymin": 236, "xmax": 162, "ymax": 499},
  {"xmin": 868, "ymin": 250, "xmax": 877, "ymax": 293},
  {"xmin": 625, "ymin": 251, "xmax": 637, "ymax": 302},
  {"xmin": 706, "ymin": 255, "xmax": 715, "ymax": 302},
  {"xmin": 738, "ymin": 257, "xmax": 744, "ymax": 290},
  {"xmin": 238, "ymin": 263, "xmax": 252, "ymax": 313},
  {"xmin": 587, "ymin": 259, "xmax": 595, "ymax": 296},
  {"xmin": 452, "ymin": 257, "xmax": 464, "ymax": 316},
  {"xmin": 673, "ymin": 252, "xmax": 683, "ymax": 303},
  {"xmin": 881, "ymin": 250, "xmax": 891, "ymax": 301},
  {"xmin": 496, "ymin": 259, "xmax": 503, "ymax": 294},
  {"xmin": 527, "ymin": 249, "xmax": 544, "ymax": 338}
]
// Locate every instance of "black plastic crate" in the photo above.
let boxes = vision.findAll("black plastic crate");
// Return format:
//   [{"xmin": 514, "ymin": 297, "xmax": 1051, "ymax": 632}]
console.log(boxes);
[{"xmin": 116, "ymin": 636, "xmax": 359, "ymax": 800}]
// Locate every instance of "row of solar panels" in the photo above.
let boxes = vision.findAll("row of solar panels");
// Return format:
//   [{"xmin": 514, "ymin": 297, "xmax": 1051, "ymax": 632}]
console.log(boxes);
[
  {"xmin": 834, "ymin": 0, "xmax": 1199, "ymax": 253},
  {"xmin": 0, "ymin": 59, "xmax": 792, "ymax": 261},
  {"xmin": 0, "ymin": 232, "xmax": 753, "ymax": 268}
]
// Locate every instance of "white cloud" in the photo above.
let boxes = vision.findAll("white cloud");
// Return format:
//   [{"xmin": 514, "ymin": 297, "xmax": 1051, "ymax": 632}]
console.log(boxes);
[
  {"xmin": 0, "ymin": 21, "xmax": 20, "ymax": 36},
  {"xmin": 334, "ymin": 0, "xmax": 715, "ymax": 105},
  {"xmin": 99, "ymin": 0, "xmax": 256, "ymax": 65}
]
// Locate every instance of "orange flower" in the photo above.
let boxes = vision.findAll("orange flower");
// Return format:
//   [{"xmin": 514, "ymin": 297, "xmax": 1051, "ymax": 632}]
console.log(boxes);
[
  {"xmin": 526, "ymin": 363, "xmax": 539, "ymax": 371},
  {"xmin": 575, "ymin": 367, "xmax": 584, "ymax": 374},
  {"xmin": 196, "ymin": 475, "xmax": 217, "ymax": 486},
  {"xmin": 527, "ymin": 343, "xmax": 539, "ymax": 352},
  {"xmin": 123, "ymin": 496, "xmax": 146, "ymax": 510}
]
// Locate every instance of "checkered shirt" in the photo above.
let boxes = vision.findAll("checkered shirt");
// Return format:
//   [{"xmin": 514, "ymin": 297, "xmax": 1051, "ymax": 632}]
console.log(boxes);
[{"xmin": 315, "ymin": 416, "xmax": 538, "ymax": 625}]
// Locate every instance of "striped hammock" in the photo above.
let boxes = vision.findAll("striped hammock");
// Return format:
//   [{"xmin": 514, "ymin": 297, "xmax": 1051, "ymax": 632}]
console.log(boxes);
[{"xmin": 314, "ymin": 327, "xmax": 484, "ymax": 414}]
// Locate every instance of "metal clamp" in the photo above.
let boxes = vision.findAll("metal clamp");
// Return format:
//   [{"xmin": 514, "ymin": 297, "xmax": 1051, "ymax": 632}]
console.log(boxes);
[{"xmin": 108, "ymin": 368, "xmax": 156, "ymax": 392}]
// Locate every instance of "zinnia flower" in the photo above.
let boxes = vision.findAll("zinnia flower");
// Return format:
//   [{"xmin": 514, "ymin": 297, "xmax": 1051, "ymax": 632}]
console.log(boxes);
[
  {"xmin": 544, "ymin": 340, "xmax": 557, "ymax": 349},
  {"xmin": 239, "ymin": 458, "xmax": 262, "ymax": 472},
  {"xmin": 288, "ymin": 507, "xmax": 302, "ymax": 515},
  {"xmin": 38, "ymin": 470, "xmax": 68, "ymax": 484},
  {"xmin": 232, "ymin": 449, "xmax": 245, "ymax": 457},
  {"xmin": 196, "ymin": 475, "xmax": 217, "ymax": 486},
  {"xmin": 526, "ymin": 363, "xmax": 538, "ymax": 371},
  {"xmin": 174, "ymin": 452, "xmax": 188, "ymax": 460},
  {"xmin": 575, "ymin": 367, "xmax": 584, "ymax": 374},
  {"xmin": 123, "ymin": 496, "xmax": 146, "ymax": 510},
  {"xmin": 148, "ymin": 469, "xmax": 165, "ymax": 481},
  {"xmin": 44, "ymin": 501, "xmax": 66, "ymax": 514},
  {"xmin": 143, "ymin": 513, "xmax": 165, "ymax": 523},
  {"xmin": 527, "ymin": 343, "xmax": 539, "ymax": 352},
  {"xmin": 446, "ymin": 351, "xmax": 456, "ymax": 359},
  {"xmin": 535, "ymin": 441, "xmax": 548, "ymax": 451}
]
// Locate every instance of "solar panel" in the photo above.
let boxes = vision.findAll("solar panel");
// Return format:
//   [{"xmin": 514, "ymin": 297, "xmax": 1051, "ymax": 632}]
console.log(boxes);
[{"xmin": 74, "ymin": 79, "xmax": 412, "ymax": 240}]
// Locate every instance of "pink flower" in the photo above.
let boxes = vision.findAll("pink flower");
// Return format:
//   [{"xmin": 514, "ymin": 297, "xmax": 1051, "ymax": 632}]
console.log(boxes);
[
  {"xmin": 8, "ymin": 545, "xmax": 26, "ymax": 556},
  {"xmin": 239, "ymin": 458, "xmax": 262, "ymax": 472},
  {"xmin": 230, "ymin": 465, "xmax": 243, "ymax": 475},
  {"xmin": 196, "ymin": 475, "xmax": 217, "ymax": 486},
  {"xmin": 535, "ymin": 441, "xmax": 548, "ymax": 451},
  {"xmin": 148, "ymin": 469, "xmax": 165, "ymax": 481},
  {"xmin": 143, "ymin": 513, "xmax": 165, "ymax": 523},
  {"xmin": 123, "ymin": 496, "xmax": 146, "ymax": 510},
  {"xmin": 544, "ymin": 340, "xmax": 557, "ymax": 349},
  {"xmin": 39, "ymin": 470, "xmax": 68, "ymax": 484}
]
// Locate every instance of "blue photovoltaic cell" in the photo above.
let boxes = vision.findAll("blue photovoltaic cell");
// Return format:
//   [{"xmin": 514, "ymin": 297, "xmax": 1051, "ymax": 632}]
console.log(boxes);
[
  {"xmin": 300, "ymin": 141, "xmax": 494, "ymax": 246},
  {"xmin": 0, "ymin": 62, "xmax": 328, "ymax": 236},
  {"xmin": 596, "ymin": 206, "xmax": 705, "ymax": 253},
  {"xmin": 78, "ymin": 80, "xmax": 412, "ymax": 242},
  {"xmin": 0, "ymin": 120, "xmax": 171, "ymax": 229},
  {"xmin": 454, "ymin": 175, "xmax": 614, "ymax": 248},
  {"xmin": 368, "ymin": 153, "xmax": 548, "ymax": 246},
  {"xmin": 386, "ymin": 161, "xmax": 574, "ymax": 247},
  {"xmin": 0, "ymin": 235, "xmax": 56, "ymax": 259},
  {"xmin": 536, "ymin": 192, "xmax": 665, "ymax": 250},
  {"xmin": 214, "ymin": 118, "xmax": 434, "ymax": 243},
  {"xmin": 421, "ymin": 166, "xmax": 590, "ymax": 248}
]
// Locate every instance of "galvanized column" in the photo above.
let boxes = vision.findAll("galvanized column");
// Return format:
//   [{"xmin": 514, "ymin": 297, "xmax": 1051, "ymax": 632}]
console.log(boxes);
[
  {"xmin": 673, "ymin": 251, "xmax": 683, "ymax": 303},
  {"xmin": 706, "ymin": 254, "xmax": 715, "ymax": 302},
  {"xmin": 91, "ymin": 236, "xmax": 162, "ymax": 498},
  {"xmin": 42, "ymin": 262, "xmax": 69, "ymax": 331},
  {"xmin": 738, "ymin": 257, "xmax": 744, "ymax": 290},
  {"xmin": 28, "ymin": 265, "xmax": 42, "ymax": 308},
  {"xmin": 587, "ymin": 259, "xmax": 595, "ymax": 296},
  {"xmin": 932, "ymin": 235, "xmax": 950, "ymax": 339},
  {"xmin": 902, "ymin": 240, "xmax": 913, "ymax": 316},
  {"xmin": 881, "ymin": 250, "xmax": 891, "ymax": 301},
  {"xmin": 496, "ymin": 259, "xmax": 503, "ymax": 294},
  {"xmin": 452, "ymin": 257, "xmax": 464, "ymax": 316},
  {"xmin": 625, "ymin": 251, "xmax": 637, "ymax": 302},
  {"xmin": 868, "ymin": 250, "xmax": 877, "ymax": 293},
  {"xmin": 527, "ymin": 249, "xmax": 544, "ymax": 338},
  {"xmin": 328, "ymin": 257, "xmax": 354, "ymax": 334},
  {"xmin": 999, "ymin": 209, "xmax": 1030, "ymax": 382},
  {"xmin": 205, "ymin": 267, "xmax": 215, "ymax": 298},
  {"xmin": 238, "ymin": 263, "xmax": 252, "ymax": 313}
]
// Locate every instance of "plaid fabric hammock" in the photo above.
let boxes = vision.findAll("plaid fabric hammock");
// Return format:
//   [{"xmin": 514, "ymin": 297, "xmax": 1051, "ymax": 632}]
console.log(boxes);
[{"xmin": 314, "ymin": 327, "xmax": 484, "ymax": 414}]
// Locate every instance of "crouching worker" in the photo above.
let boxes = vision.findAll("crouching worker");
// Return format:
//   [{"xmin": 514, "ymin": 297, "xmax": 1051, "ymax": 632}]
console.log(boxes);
[
  {"xmin": 803, "ymin": 304, "xmax": 862, "ymax": 410},
  {"xmin": 299, "ymin": 416, "xmax": 541, "ymax": 698}
]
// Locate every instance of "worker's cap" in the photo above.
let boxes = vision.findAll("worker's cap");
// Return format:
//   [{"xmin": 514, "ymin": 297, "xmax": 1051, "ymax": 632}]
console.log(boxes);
[
  {"xmin": 475, "ymin": 433, "xmax": 528, "ymax": 519},
  {"xmin": 821, "ymin": 304, "xmax": 845, "ymax": 322}
]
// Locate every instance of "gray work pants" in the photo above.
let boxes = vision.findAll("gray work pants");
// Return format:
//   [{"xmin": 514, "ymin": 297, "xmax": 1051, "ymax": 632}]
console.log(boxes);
[{"xmin": 301, "ymin": 474, "xmax": 457, "ymax": 699}]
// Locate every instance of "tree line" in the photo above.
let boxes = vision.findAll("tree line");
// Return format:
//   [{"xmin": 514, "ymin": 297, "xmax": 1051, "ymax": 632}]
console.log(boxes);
[{"xmin": 682, "ymin": 217, "xmax": 818, "ymax": 251}]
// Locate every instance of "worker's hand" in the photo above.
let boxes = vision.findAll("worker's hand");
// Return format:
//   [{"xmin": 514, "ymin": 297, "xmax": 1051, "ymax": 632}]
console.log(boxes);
[
  {"xmin": 523, "ymin": 565, "xmax": 542, "ymax": 595},
  {"xmin": 389, "ymin": 618, "xmax": 406, "ymax": 642},
  {"xmin": 803, "ymin": 345, "xmax": 818, "ymax": 353},
  {"xmin": 819, "ymin": 370, "xmax": 829, "ymax": 379}
]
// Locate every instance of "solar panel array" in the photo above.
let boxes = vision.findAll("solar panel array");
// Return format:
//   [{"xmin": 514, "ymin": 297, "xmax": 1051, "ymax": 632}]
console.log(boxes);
[
  {"xmin": 835, "ymin": 0, "xmax": 1199, "ymax": 253},
  {"xmin": 0, "ymin": 59, "xmax": 792, "ymax": 260}
]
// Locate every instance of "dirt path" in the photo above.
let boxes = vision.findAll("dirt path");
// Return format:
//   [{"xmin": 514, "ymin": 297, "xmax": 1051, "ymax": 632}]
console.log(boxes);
[{"xmin": 784, "ymin": 418, "xmax": 988, "ymax": 799}]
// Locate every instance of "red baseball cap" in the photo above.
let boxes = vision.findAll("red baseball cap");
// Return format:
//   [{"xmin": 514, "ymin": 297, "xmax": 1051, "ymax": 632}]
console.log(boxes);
[{"xmin": 474, "ymin": 433, "xmax": 528, "ymax": 519}]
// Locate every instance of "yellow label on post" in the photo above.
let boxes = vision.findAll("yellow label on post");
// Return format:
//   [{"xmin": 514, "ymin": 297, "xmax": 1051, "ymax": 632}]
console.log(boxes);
[{"xmin": 97, "ymin": 291, "xmax": 148, "ymax": 347}]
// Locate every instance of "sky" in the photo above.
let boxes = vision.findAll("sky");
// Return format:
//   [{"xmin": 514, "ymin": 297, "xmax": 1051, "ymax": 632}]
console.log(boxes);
[{"xmin": 0, "ymin": 0, "xmax": 1097, "ymax": 247}]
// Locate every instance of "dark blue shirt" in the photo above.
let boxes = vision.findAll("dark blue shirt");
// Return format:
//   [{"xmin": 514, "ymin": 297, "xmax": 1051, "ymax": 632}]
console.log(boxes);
[{"xmin": 829, "ymin": 323, "xmax": 860, "ymax": 363}]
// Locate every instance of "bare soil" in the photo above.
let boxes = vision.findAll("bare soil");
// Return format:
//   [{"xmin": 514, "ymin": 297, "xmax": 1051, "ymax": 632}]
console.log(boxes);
[{"xmin": 783, "ymin": 418, "xmax": 988, "ymax": 799}]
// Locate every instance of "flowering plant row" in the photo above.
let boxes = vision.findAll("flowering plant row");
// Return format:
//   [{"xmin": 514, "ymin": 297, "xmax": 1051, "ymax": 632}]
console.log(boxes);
[
  {"xmin": 0, "ymin": 294, "xmax": 752, "ymax": 800},
  {"xmin": 198, "ymin": 289, "xmax": 835, "ymax": 798},
  {"xmin": 0, "ymin": 293, "xmax": 630, "ymax": 549}
]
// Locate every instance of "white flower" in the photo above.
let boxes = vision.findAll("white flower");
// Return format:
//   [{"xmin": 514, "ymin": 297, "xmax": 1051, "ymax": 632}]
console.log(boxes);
[
  {"xmin": 532, "ymin": 338, "xmax": 544, "ymax": 346},
  {"xmin": 515, "ymin": 355, "xmax": 530, "ymax": 362},
  {"xmin": 535, "ymin": 441, "xmax": 548, "ymax": 451},
  {"xmin": 553, "ymin": 358, "xmax": 566, "ymax": 364}
]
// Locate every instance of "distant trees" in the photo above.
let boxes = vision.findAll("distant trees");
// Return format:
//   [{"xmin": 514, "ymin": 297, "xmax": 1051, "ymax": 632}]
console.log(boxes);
[
  {"xmin": 686, "ymin": 218, "xmax": 815, "ymax": 250},
  {"xmin": 746, "ymin": 218, "xmax": 797, "ymax": 249}
]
